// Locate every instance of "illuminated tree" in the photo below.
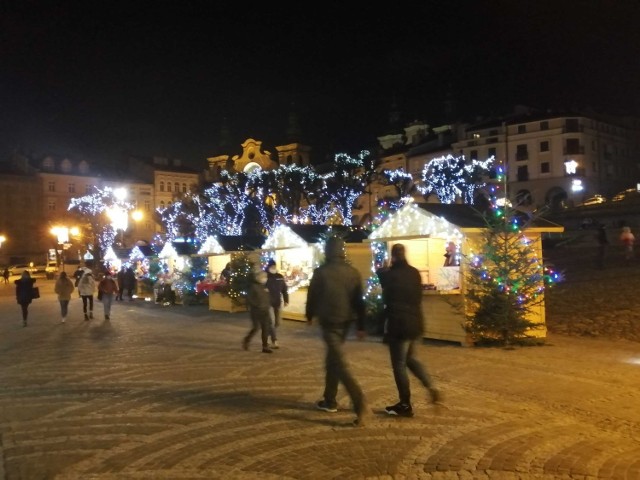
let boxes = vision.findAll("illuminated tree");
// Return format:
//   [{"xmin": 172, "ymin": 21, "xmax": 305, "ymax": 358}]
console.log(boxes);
[
  {"xmin": 322, "ymin": 151, "xmax": 372, "ymax": 225},
  {"xmin": 418, "ymin": 154, "xmax": 494, "ymax": 204},
  {"xmin": 68, "ymin": 186, "xmax": 133, "ymax": 262}
]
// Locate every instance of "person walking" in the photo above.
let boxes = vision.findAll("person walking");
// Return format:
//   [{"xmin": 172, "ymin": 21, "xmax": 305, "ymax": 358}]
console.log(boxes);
[
  {"xmin": 243, "ymin": 270, "xmax": 274, "ymax": 353},
  {"xmin": 77, "ymin": 270, "xmax": 96, "ymax": 320},
  {"xmin": 116, "ymin": 266, "xmax": 126, "ymax": 301},
  {"xmin": 73, "ymin": 265, "xmax": 85, "ymax": 287},
  {"xmin": 620, "ymin": 226, "xmax": 635, "ymax": 260},
  {"xmin": 15, "ymin": 270, "xmax": 36, "ymax": 327},
  {"xmin": 123, "ymin": 267, "xmax": 137, "ymax": 301},
  {"xmin": 54, "ymin": 271, "xmax": 75, "ymax": 323},
  {"xmin": 376, "ymin": 243, "xmax": 441, "ymax": 418},
  {"xmin": 97, "ymin": 273, "xmax": 119, "ymax": 320},
  {"xmin": 2, "ymin": 267, "xmax": 9, "ymax": 284},
  {"xmin": 265, "ymin": 259, "xmax": 289, "ymax": 349},
  {"xmin": 305, "ymin": 236, "xmax": 371, "ymax": 427},
  {"xmin": 595, "ymin": 224, "xmax": 609, "ymax": 269}
]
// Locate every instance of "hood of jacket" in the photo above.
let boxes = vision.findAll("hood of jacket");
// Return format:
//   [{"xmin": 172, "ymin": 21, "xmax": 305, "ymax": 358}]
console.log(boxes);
[{"xmin": 324, "ymin": 237, "xmax": 345, "ymax": 261}]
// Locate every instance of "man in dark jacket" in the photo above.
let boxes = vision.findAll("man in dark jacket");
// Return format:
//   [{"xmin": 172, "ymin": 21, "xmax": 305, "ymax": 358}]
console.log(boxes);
[
  {"xmin": 244, "ymin": 271, "xmax": 273, "ymax": 353},
  {"xmin": 265, "ymin": 259, "xmax": 289, "ymax": 349},
  {"xmin": 306, "ymin": 236, "xmax": 371, "ymax": 427},
  {"xmin": 377, "ymin": 243, "xmax": 441, "ymax": 417}
]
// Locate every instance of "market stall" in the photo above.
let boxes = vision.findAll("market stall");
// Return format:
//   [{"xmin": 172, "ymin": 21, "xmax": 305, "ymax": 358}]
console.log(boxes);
[
  {"xmin": 201, "ymin": 235, "xmax": 264, "ymax": 313},
  {"xmin": 261, "ymin": 224, "xmax": 371, "ymax": 321},
  {"xmin": 156, "ymin": 241, "xmax": 199, "ymax": 305},
  {"xmin": 367, "ymin": 202, "xmax": 564, "ymax": 346}
]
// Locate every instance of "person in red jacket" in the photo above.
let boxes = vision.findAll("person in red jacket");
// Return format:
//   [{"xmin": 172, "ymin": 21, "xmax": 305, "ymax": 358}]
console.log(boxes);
[{"xmin": 98, "ymin": 273, "xmax": 119, "ymax": 320}]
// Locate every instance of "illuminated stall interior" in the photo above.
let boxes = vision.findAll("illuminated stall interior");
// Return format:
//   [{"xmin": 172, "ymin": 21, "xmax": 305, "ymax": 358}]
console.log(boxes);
[{"xmin": 261, "ymin": 224, "xmax": 371, "ymax": 321}]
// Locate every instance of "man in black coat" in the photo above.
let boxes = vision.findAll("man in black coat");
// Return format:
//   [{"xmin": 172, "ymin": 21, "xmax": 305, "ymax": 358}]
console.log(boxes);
[
  {"xmin": 306, "ymin": 236, "xmax": 371, "ymax": 427},
  {"xmin": 265, "ymin": 259, "xmax": 289, "ymax": 349},
  {"xmin": 377, "ymin": 243, "xmax": 441, "ymax": 417}
]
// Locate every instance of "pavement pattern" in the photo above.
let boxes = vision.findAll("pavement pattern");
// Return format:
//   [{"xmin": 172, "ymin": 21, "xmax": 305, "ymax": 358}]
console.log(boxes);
[{"xmin": 1, "ymin": 278, "xmax": 640, "ymax": 480}]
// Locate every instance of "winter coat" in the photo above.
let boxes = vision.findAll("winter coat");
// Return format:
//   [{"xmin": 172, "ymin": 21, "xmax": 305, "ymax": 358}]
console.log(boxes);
[
  {"xmin": 123, "ymin": 268, "xmax": 137, "ymax": 289},
  {"xmin": 73, "ymin": 267, "xmax": 85, "ymax": 286},
  {"xmin": 54, "ymin": 276, "xmax": 75, "ymax": 301},
  {"xmin": 377, "ymin": 259, "xmax": 424, "ymax": 340},
  {"xmin": 15, "ymin": 276, "xmax": 36, "ymax": 305},
  {"xmin": 266, "ymin": 271, "xmax": 289, "ymax": 307},
  {"xmin": 247, "ymin": 279, "xmax": 271, "ymax": 323},
  {"xmin": 98, "ymin": 277, "xmax": 119, "ymax": 295},
  {"xmin": 305, "ymin": 237, "xmax": 365, "ymax": 329},
  {"xmin": 77, "ymin": 273, "xmax": 97, "ymax": 296}
]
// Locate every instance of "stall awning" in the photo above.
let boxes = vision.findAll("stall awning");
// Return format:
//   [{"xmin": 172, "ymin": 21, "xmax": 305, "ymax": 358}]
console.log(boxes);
[{"xmin": 368, "ymin": 202, "xmax": 564, "ymax": 242}]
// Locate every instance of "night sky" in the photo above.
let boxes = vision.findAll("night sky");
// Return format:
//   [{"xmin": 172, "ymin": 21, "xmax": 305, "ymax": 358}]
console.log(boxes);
[{"xmin": 2, "ymin": 1, "xmax": 639, "ymax": 169}]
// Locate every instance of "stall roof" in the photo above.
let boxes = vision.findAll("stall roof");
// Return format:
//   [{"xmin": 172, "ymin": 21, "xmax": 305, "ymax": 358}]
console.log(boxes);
[
  {"xmin": 418, "ymin": 203, "xmax": 564, "ymax": 232},
  {"xmin": 218, "ymin": 235, "xmax": 266, "ymax": 252},
  {"xmin": 262, "ymin": 225, "xmax": 308, "ymax": 250},
  {"xmin": 368, "ymin": 202, "xmax": 563, "ymax": 242},
  {"xmin": 288, "ymin": 224, "xmax": 370, "ymax": 244},
  {"xmin": 172, "ymin": 242, "xmax": 199, "ymax": 256}
]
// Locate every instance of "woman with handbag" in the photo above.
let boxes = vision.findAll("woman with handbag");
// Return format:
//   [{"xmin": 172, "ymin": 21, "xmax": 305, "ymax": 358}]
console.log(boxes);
[{"xmin": 15, "ymin": 270, "xmax": 37, "ymax": 327}]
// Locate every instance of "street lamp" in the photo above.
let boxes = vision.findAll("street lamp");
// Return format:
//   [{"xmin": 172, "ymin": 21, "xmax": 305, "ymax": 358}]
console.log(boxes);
[
  {"xmin": 51, "ymin": 226, "xmax": 79, "ymax": 271},
  {"xmin": 0, "ymin": 235, "xmax": 6, "ymax": 264}
]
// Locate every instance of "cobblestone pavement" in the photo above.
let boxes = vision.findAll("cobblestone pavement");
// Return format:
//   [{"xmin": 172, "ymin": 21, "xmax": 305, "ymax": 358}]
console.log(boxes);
[{"xmin": 1, "ymin": 279, "xmax": 640, "ymax": 480}]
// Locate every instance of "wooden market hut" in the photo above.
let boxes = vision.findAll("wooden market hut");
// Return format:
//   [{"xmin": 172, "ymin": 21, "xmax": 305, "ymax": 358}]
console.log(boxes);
[
  {"xmin": 202, "ymin": 235, "xmax": 265, "ymax": 313},
  {"xmin": 261, "ymin": 224, "xmax": 371, "ymax": 321},
  {"xmin": 367, "ymin": 202, "xmax": 564, "ymax": 346}
]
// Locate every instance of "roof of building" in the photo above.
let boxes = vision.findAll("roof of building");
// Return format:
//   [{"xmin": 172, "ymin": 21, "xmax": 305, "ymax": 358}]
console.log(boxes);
[{"xmin": 218, "ymin": 235, "xmax": 266, "ymax": 252}]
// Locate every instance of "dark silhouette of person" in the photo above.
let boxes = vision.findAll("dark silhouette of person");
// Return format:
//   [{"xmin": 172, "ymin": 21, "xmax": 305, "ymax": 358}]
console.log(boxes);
[
  {"xmin": 123, "ymin": 267, "xmax": 137, "ymax": 300},
  {"xmin": 265, "ymin": 259, "xmax": 289, "ymax": 348},
  {"xmin": 305, "ymin": 236, "xmax": 371, "ymax": 427},
  {"xmin": 596, "ymin": 224, "xmax": 609, "ymax": 269},
  {"xmin": 116, "ymin": 266, "xmax": 126, "ymax": 300},
  {"xmin": 377, "ymin": 243, "xmax": 441, "ymax": 418},
  {"xmin": 15, "ymin": 270, "xmax": 36, "ymax": 327},
  {"xmin": 243, "ymin": 271, "xmax": 273, "ymax": 353}
]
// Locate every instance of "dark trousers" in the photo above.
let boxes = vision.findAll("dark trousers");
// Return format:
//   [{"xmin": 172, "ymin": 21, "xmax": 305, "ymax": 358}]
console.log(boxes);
[
  {"xmin": 81, "ymin": 295, "xmax": 94, "ymax": 313},
  {"xmin": 19, "ymin": 303, "xmax": 29, "ymax": 321},
  {"xmin": 59, "ymin": 300, "xmax": 70, "ymax": 317},
  {"xmin": 388, "ymin": 337, "xmax": 433, "ymax": 405},
  {"xmin": 245, "ymin": 309, "xmax": 270, "ymax": 348},
  {"xmin": 116, "ymin": 284, "xmax": 124, "ymax": 300},
  {"xmin": 268, "ymin": 304, "xmax": 282, "ymax": 342},
  {"xmin": 321, "ymin": 324, "xmax": 366, "ymax": 415}
]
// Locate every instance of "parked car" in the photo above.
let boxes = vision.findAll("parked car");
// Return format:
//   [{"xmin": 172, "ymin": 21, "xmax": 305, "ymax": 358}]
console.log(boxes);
[
  {"xmin": 8, "ymin": 264, "xmax": 32, "ymax": 276},
  {"xmin": 579, "ymin": 194, "xmax": 607, "ymax": 206},
  {"xmin": 611, "ymin": 188, "xmax": 640, "ymax": 202},
  {"xmin": 45, "ymin": 261, "xmax": 59, "ymax": 279}
]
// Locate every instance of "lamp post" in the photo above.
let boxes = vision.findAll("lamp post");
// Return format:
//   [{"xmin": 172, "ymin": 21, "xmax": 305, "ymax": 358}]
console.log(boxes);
[
  {"xmin": 51, "ymin": 226, "xmax": 79, "ymax": 273},
  {"xmin": 0, "ymin": 235, "xmax": 6, "ymax": 265}
]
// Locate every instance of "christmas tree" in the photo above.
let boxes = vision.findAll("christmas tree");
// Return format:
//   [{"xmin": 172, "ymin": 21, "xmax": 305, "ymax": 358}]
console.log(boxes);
[{"xmin": 463, "ymin": 167, "xmax": 549, "ymax": 346}]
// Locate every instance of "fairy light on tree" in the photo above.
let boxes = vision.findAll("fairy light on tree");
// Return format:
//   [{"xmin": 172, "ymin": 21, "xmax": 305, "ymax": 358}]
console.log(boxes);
[
  {"xmin": 68, "ymin": 186, "xmax": 133, "ymax": 263},
  {"xmin": 418, "ymin": 154, "xmax": 494, "ymax": 204},
  {"xmin": 462, "ymin": 164, "xmax": 557, "ymax": 346}
]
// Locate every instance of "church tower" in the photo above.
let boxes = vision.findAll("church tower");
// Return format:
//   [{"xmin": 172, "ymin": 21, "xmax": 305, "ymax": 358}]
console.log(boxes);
[{"xmin": 275, "ymin": 103, "xmax": 311, "ymax": 167}]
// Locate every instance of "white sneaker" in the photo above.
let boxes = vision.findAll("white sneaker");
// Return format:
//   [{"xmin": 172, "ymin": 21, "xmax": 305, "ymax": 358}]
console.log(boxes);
[
  {"xmin": 271, "ymin": 341, "xmax": 280, "ymax": 349},
  {"xmin": 61, "ymin": 317, "xmax": 66, "ymax": 323}
]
